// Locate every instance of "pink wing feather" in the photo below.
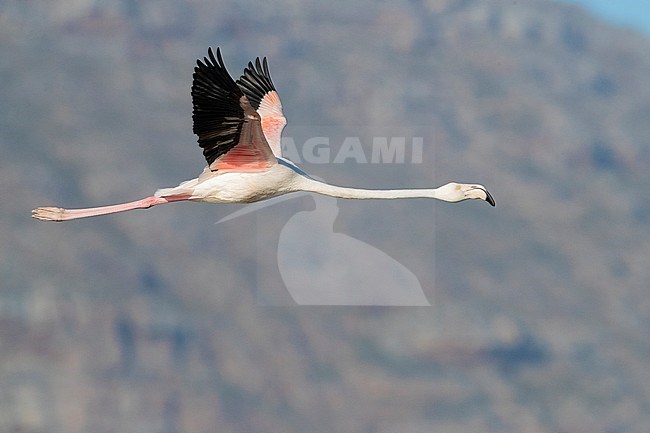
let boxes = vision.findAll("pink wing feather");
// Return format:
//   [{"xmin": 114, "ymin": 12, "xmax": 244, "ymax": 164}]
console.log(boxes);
[{"xmin": 237, "ymin": 58, "xmax": 287, "ymax": 157}]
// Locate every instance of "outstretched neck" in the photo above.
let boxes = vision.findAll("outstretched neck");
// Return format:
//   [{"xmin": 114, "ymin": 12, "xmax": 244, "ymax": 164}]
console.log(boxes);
[{"xmin": 295, "ymin": 177, "xmax": 442, "ymax": 200}]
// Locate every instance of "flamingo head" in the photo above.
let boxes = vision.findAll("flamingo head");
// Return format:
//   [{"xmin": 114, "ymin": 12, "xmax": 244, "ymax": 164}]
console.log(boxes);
[{"xmin": 437, "ymin": 182, "xmax": 495, "ymax": 206}]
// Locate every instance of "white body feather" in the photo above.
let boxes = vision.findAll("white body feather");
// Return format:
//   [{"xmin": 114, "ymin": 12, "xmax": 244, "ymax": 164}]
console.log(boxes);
[{"xmin": 155, "ymin": 163, "xmax": 300, "ymax": 203}]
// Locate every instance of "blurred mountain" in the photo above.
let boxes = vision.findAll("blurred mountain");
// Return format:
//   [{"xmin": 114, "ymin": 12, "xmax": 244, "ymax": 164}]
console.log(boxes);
[{"xmin": 1, "ymin": 0, "xmax": 649, "ymax": 431}]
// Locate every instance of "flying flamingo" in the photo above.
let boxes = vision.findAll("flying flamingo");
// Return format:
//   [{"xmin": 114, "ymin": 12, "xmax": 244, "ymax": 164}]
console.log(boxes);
[{"xmin": 32, "ymin": 47, "xmax": 494, "ymax": 222}]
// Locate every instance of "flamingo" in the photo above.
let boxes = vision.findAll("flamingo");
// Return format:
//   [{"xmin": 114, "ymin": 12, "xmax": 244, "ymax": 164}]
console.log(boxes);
[{"xmin": 32, "ymin": 47, "xmax": 494, "ymax": 222}]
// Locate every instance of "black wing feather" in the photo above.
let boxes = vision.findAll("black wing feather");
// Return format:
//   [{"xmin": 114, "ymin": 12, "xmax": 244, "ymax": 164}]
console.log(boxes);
[
  {"xmin": 236, "ymin": 56, "xmax": 277, "ymax": 110},
  {"xmin": 192, "ymin": 47, "xmax": 246, "ymax": 166}
]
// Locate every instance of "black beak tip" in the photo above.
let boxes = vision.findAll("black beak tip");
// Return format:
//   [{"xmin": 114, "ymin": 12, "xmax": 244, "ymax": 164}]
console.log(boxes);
[{"xmin": 485, "ymin": 190, "xmax": 495, "ymax": 207}]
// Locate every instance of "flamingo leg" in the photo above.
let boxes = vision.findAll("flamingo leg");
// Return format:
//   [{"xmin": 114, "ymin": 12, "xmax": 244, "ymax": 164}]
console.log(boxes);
[{"xmin": 32, "ymin": 195, "xmax": 189, "ymax": 222}]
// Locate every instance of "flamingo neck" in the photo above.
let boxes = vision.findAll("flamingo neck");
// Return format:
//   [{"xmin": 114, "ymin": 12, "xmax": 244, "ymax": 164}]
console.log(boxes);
[{"xmin": 295, "ymin": 177, "xmax": 443, "ymax": 201}]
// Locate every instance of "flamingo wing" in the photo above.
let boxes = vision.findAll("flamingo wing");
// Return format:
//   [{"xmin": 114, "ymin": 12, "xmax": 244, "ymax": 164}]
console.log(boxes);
[
  {"xmin": 192, "ymin": 47, "xmax": 276, "ymax": 172},
  {"xmin": 237, "ymin": 57, "xmax": 287, "ymax": 157}
]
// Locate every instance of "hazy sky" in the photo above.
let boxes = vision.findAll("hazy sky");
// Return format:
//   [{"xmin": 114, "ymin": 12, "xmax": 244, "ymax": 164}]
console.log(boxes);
[{"xmin": 562, "ymin": 0, "xmax": 650, "ymax": 35}]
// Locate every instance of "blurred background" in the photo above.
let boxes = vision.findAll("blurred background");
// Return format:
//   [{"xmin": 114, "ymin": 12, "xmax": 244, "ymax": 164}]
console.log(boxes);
[{"xmin": 1, "ymin": 0, "xmax": 649, "ymax": 431}]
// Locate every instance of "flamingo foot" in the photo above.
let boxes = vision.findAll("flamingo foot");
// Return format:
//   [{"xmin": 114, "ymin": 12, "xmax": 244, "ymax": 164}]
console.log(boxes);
[{"xmin": 32, "ymin": 207, "xmax": 66, "ymax": 222}]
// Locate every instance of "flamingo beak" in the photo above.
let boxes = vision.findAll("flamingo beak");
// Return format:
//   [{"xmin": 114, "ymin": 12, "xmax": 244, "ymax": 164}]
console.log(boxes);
[
  {"xmin": 469, "ymin": 186, "xmax": 495, "ymax": 207},
  {"xmin": 483, "ymin": 188, "xmax": 496, "ymax": 207}
]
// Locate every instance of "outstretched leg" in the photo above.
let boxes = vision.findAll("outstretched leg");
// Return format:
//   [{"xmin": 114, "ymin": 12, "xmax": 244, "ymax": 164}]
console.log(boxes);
[{"xmin": 32, "ymin": 195, "xmax": 189, "ymax": 222}]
